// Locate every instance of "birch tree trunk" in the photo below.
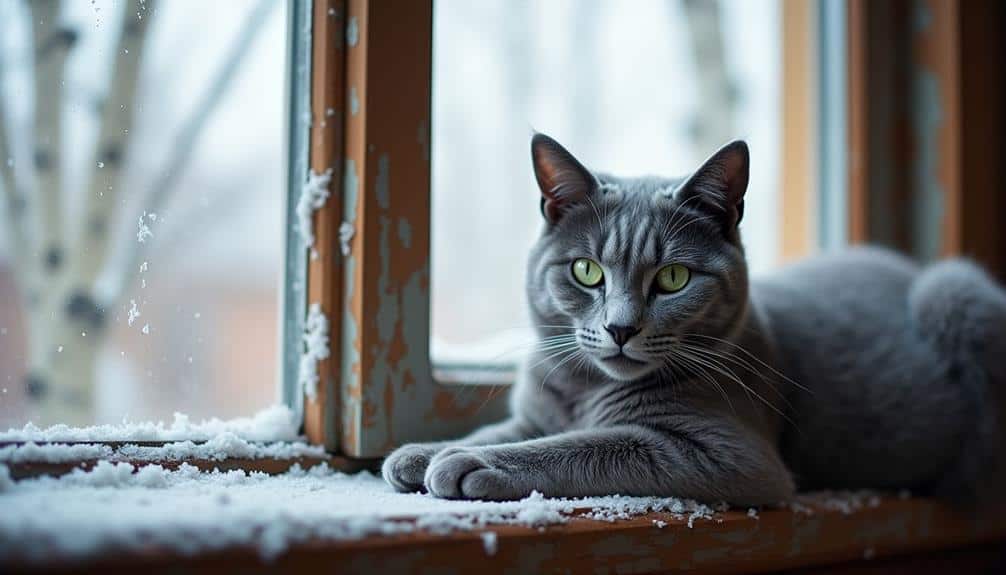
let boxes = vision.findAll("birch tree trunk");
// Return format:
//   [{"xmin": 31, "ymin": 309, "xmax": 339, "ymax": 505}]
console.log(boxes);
[
  {"xmin": 36, "ymin": 0, "xmax": 155, "ymax": 425},
  {"xmin": 23, "ymin": 0, "xmax": 79, "ymax": 422},
  {"xmin": 0, "ymin": 48, "xmax": 28, "ymax": 288},
  {"xmin": 6, "ymin": 0, "xmax": 274, "ymax": 425},
  {"xmin": 681, "ymin": 0, "xmax": 735, "ymax": 154}
]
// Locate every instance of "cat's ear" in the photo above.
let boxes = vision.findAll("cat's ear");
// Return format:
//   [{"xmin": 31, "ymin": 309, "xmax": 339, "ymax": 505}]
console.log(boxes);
[
  {"xmin": 675, "ymin": 140, "xmax": 749, "ymax": 229},
  {"xmin": 531, "ymin": 133, "xmax": 597, "ymax": 224}
]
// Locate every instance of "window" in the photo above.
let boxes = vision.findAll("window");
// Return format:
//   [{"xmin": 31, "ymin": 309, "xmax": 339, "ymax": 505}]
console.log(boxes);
[
  {"xmin": 0, "ymin": 0, "xmax": 998, "ymax": 465},
  {"xmin": 0, "ymin": 0, "xmax": 291, "ymax": 427},
  {"xmin": 430, "ymin": 0, "xmax": 785, "ymax": 372},
  {"xmin": 3, "ymin": 0, "xmax": 1006, "ymax": 571}
]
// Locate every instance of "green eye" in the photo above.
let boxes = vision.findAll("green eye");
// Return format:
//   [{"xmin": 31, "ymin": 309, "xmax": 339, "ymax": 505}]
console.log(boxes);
[
  {"xmin": 572, "ymin": 258, "xmax": 604, "ymax": 287},
  {"xmin": 656, "ymin": 264, "xmax": 690, "ymax": 293}
]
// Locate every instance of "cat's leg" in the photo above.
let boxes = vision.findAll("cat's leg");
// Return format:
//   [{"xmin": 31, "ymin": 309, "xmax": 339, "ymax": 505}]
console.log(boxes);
[
  {"xmin": 423, "ymin": 423, "xmax": 794, "ymax": 506},
  {"xmin": 382, "ymin": 418, "xmax": 538, "ymax": 492},
  {"xmin": 909, "ymin": 259, "xmax": 1006, "ymax": 504}
]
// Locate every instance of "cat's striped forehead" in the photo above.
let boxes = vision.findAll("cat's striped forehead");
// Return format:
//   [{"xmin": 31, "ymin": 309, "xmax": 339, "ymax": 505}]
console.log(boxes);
[{"xmin": 570, "ymin": 175, "xmax": 711, "ymax": 268}]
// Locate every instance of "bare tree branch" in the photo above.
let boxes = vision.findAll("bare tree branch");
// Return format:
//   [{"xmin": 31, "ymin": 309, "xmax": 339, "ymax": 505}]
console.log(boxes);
[
  {"xmin": 106, "ymin": 0, "xmax": 277, "ymax": 304},
  {"xmin": 73, "ymin": 0, "xmax": 156, "ymax": 291}
]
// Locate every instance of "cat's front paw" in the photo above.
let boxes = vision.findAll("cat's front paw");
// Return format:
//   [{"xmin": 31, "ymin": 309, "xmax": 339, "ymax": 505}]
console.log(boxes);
[
  {"xmin": 424, "ymin": 447, "xmax": 521, "ymax": 500},
  {"xmin": 382, "ymin": 443, "xmax": 441, "ymax": 492}
]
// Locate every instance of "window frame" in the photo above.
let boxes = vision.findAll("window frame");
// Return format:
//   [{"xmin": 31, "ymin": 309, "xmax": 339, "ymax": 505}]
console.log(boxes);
[
  {"xmin": 314, "ymin": 0, "xmax": 818, "ymax": 458},
  {"xmin": 303, "ymin": 0, "xmax": 507, "ymax": 458},
  {"xmin": 843, "ymin": 0, "xmax": 1005, "ymax": 276}
]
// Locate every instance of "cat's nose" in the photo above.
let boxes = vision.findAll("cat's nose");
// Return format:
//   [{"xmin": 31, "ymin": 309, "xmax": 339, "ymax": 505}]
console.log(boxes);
[{"xmin": 604, "ymin": 324, "xmax": 641, "ymax": 347}]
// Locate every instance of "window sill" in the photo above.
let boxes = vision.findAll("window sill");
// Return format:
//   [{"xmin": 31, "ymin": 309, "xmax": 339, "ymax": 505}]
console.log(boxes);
[{"xmin": 6, "ymin": 492, "xmax": 1005, "ymax": 574}]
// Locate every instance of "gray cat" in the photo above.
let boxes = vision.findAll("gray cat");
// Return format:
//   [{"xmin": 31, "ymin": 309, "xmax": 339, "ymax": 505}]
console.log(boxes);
[{"xmin": 383, "ymin": 134, "xmax": 1006, "ymax": 506}]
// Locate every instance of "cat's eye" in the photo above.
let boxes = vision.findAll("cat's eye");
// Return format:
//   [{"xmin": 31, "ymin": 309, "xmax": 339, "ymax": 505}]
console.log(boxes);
[
  {"xmin": 656, "ymin": 264, "xmax": 690, "ymax": 293},
  {"xmin": 572, "ymin": 258, "xmax": 604, "ymax": 287}
]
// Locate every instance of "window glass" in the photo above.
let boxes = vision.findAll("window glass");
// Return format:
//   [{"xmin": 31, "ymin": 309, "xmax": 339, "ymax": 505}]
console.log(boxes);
[
  {"xmin": 0, "ymin": 0, "xmax": 288, "ymax": 426},
  {"xmin": 431, "ymin": 0, "xmax": 782, "ymax": 368}
]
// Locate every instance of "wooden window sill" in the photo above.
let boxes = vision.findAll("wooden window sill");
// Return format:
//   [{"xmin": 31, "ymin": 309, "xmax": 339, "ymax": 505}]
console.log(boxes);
[{"xmin": 6, "ymin": 491, "xmax": 1005, "ymax": 574}]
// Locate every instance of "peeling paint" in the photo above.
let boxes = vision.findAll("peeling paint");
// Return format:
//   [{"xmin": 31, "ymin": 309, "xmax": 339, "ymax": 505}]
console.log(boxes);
[
  {"xmin": 375, "ymin": 216, "xmax": 400, "ymax": 345},
  {"xmin": 346, "ymin": 16, "xmax": 359, "ymax": 47},
  {"xmin": 337, "ymin": 1, "xmax": 509, "ymax": 456},
  {"xmin": 397, "ymin": 217, "xmax": 412, "ymax": 248},
  {"xmin": 341, "ymin": 157, "xmax": 362, "ymax": 446},
  {"xmin": 375, "ymin": 154, "xmax": 390, "ymax": 209},
  {"xmin": 350, "ymin": 86, "xmax": 360, "ymax": 116},
  {"xmin": 343, "ymin": 158, "xmax": 359, "ymax": 224}
]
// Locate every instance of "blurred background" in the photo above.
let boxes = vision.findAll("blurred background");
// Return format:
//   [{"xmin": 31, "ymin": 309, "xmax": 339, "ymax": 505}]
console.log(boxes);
[
  {"xmin": 0, "ymin": 0, "xmax": 287, "ymax": 426},
  {"xmin": 2, "ymin": 0, "xmax": 1002, "ymax": 426},
  {"xmin": 431, "ymin": 0, "xmax": 786, "ymax": 369}
]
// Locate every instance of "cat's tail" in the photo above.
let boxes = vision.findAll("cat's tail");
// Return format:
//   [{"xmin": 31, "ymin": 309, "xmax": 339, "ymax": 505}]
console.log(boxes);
[{"xmin": 909, "ymin": 259, "xmax": 1006, "ymax": 507}]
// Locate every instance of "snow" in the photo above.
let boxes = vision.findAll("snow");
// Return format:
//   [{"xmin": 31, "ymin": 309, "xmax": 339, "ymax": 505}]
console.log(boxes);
[
  {"xmin": 0, "ymin": 464, "xmax": 13, "ymax": 492},
  {"xmin": 0, "ymin": 464, "xmax": 727, "ymax": 563},
  {"xmin": 0, "ymin": 442, "xmax": 114, "ymax": 463},
  {"xmin": 0, "ymin": 405, "xmax": 303, "ymax": 443},
  {"xmin": 298, "ymin": 304, "xmax": 330, "ymax": 401},
  {"xmin": 480, "ymin": 531, "xmax": 498, "ymax": 556},
  {"xmin": 136, "ymin": 210, "xmax": 154, "ymax": 243},
  {"xmin": 0, "ymin": 436, "xmax": 325, "ymax": 465},
  {"xmin": 0, "ymin": 450, "xmax": 913, "ymax": 565},
  {"xmin": 802, "ymin": 490, "xmax": 884, "ymax": 515},
  {"xmin": 296, "ymin": 168, "xmax": 333, "ymax": 258},
  {"xmin": 338, "ymin": 221, "xmax": 354, "ymax": 256},
  {"xmin": 127, "ymin": 299, "xmax": 141, "ymax": 326},
  {"xmin": 346, "ymin": 16, "xmax": 359, "ymax": 46}
]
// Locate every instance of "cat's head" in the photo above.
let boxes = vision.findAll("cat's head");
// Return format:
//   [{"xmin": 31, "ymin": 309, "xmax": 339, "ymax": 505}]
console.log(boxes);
[{"xmin": 526, "ymin": 133, "xmax": 751, "ymax": 382}]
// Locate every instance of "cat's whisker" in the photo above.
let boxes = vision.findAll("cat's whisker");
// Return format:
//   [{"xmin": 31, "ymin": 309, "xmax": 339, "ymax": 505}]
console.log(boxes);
[
  {"xmin": 674, "ymin": 345, "xmax": 798, "ymax": 428},
  {"xmin": 538, "ymin": 348, "xmax": 583, "ymax": 393},
  {"xmin": 659, "ymin": 193, "xmax": 704, "ymax": 242},
  {"xmin": 471, "ymin": 335, "xmax": 579, "ymax": 365},
  {"xmin": 528, "ymin": 343, "xmax": 582, "ymax": 371},
  {"xmin": 666, "ymin": 214, "xmax": 720, "ymax": 245},
  {"xmin": 583, "ymin": 193, "xmax": 607, "ymax": 237},
  {"xmin": 676, "ymin": 341, "xmax": 795, "ymax": 410},
  {"xmin": 681, "ymin": 333, "xmax": 812, "ymax": 394},
  {"xmin": 667, "ymin": 348, "xmax": 737, "ymax": 415}
]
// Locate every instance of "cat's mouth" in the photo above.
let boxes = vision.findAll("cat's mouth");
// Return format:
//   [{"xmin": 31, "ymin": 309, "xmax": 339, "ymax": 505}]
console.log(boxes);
[
  {"xmin": 594, "ymin": 351, "xmax": 654, "ymax": 381},
  {"xmin": 602, "ymin": 351, "xmax": 648, "ymax": 366}
]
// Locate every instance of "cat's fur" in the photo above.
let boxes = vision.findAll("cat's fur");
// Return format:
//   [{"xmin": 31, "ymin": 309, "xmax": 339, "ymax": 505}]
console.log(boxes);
[{"xmin": 383, "ymin": 134, "xmax": 1006, "ymax": 506}]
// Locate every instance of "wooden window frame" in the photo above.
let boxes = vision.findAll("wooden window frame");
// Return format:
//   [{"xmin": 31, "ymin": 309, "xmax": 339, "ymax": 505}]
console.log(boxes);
[
  {"xmin": 303, "ymin": 0, "xmax": 507, "ymax": 457},
  {"xmin": 310, "ymin": 0, "xmax": 824, "ymax": 458},
  {"xmin": 845, "ymin": 0, "xmax": 1006, "ymax": 278}
]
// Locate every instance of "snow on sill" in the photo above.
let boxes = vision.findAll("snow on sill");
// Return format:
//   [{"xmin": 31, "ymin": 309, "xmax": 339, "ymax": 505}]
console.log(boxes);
[
  {"xmin": 0, "ymin": 462, "xmax": 722, "ymax": 563},
  {"xmin": 0, "ymin": 405, "xmax": 302, "ymax": 443},
  {"xmin": 0, "ymin": 433, "xmax": 325, "ymax": 464},
  {"xmin": 0, "ymin": 460, "xmax": 915, "ymax": 564}
]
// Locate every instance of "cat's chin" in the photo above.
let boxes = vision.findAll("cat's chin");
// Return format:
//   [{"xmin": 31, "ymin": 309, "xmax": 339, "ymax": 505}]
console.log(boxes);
[{"xmin": 594, "ymin": 354, "xmax": 656, "ymax": 382}]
